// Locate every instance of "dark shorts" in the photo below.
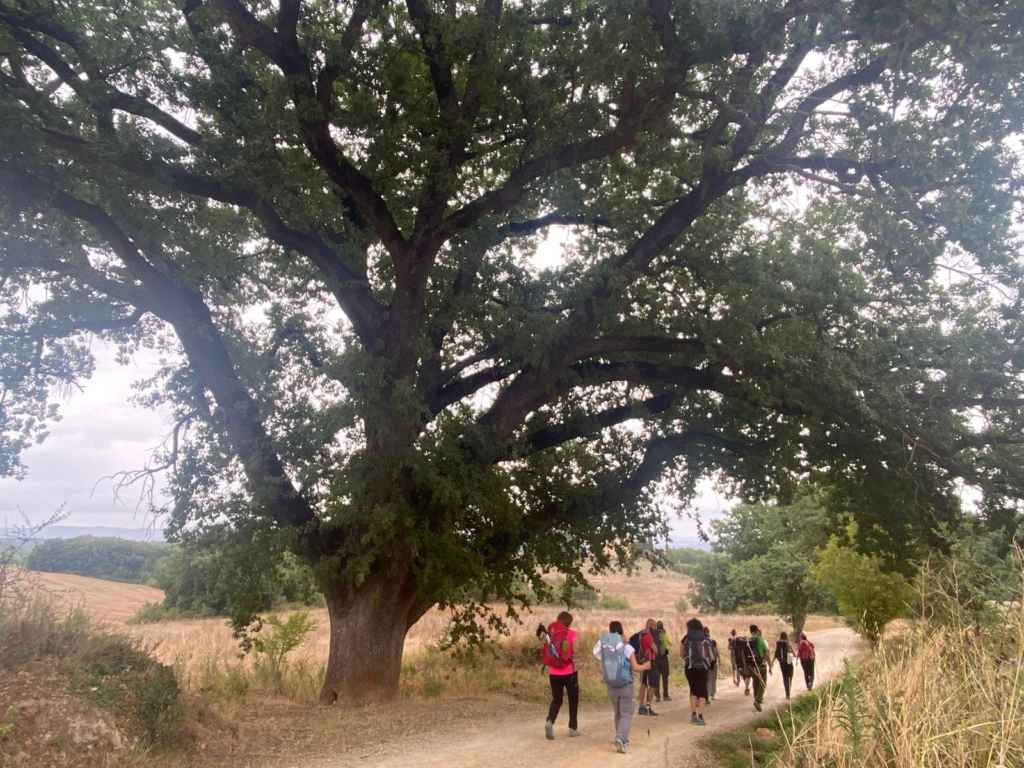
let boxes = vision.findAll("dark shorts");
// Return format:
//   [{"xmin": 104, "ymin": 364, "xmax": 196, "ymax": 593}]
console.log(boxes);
[
  {"xmin": 685, "ymin": 667, "xmax": 709, "ymax": 699},
  {"xmin": 642, "ymin": 667, "xmax": 659, "ymax": 687}
]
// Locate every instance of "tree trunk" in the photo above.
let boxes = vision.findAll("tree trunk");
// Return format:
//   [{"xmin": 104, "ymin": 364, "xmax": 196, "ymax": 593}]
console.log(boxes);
[
  {"xmin": 319, "ymin": 569, "xmax": 424, "ymax": 705},
  {"xmin": 792, "ymin": 613, "xmax": 806, "ymax": 640}
]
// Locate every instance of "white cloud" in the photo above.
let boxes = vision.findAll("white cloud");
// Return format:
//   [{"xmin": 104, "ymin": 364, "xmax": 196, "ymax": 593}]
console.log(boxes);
[{"xmin": 0, "ymin": 344, "xmax": 170, "ymax": 530}]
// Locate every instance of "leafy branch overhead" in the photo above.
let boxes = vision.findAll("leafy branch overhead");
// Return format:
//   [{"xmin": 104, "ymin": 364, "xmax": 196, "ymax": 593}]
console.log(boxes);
[{"xmin": 1, "ymin": 0, "xmax": 1023, "ymax": 700}]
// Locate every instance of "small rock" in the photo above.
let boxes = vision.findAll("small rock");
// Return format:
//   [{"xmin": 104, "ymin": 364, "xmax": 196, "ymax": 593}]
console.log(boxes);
[{"xmin": 755, "ymin": 727, "xmax": 776, "ymax": 741}]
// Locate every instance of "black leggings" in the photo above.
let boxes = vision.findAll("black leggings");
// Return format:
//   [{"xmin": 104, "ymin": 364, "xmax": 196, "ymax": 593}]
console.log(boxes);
[
  {"xmin": 800, "ymin": 658, "xmax": 815, "ymax": 690},
  {"xmin": 547, "ymin": 672, "xmax": 579, "ymax": 730},
  {"xmin": 657, "ymin": 655, "xmax": 670, "ymax": 697},
  {"xmin": 779, "ymin": 662, "xmax": 794, "ymax": 698}
]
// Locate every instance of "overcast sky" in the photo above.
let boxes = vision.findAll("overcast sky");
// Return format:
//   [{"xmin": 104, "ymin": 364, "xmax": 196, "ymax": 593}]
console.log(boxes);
[{"xmin": 0, "ymin": 344, "xmax": 171, "ymax": 534}]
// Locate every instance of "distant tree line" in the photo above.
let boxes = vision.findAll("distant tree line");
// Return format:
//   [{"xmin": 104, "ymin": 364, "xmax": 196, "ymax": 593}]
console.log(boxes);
[
  {"xmin": 27, "ymin": 536, "xmax": 322, "ymax": 618},
  {"xmin": 27, "ymin": 536, "xmax": 171, "ymax": 584}
]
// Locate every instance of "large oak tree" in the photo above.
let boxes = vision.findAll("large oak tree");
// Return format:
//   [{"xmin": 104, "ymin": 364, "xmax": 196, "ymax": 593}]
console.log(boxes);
[{"xmin": 2, "ymin": 0, "xmax": 1023, "ymax": 701}]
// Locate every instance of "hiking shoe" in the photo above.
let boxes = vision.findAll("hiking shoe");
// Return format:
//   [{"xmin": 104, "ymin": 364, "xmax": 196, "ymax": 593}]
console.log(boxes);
[
  {"xmin": 744, "ymin": 688, "xmax": 751, "ymax": 696},
  {"xmin": 690, "ymin": 713, "xmax": 698, "ymax": 724},
  {"xmin": 615, "ymin": 739, "xmax": 627, "ymax": 754},
  {"xmin": 647, "ymin": 708, "xmax": 659, "ymax": 717},
  {"xmin": 663, "ymin": 694, "xmax": 672, "ymax": 701},
  {"xmin": 545, "ymin": 721, "xmax": 554, "ymax": 740},
  {"xmin": 637, "ymin": 705, "xmax": 648, "ymax": 715},
  {"xmin": 654, "ymin": 694, "xmax": 661, "ymax": 703},
  {"xmin": 568, "ymin": 728, "xmax": 580, "ymax": 737},
  {"xmin": 696, "ymin": 715, "xmax": 706, "ymax": 727},
  {"xmin": 754, "ymin": 701, "xmax": 762, "ymax": 712}
]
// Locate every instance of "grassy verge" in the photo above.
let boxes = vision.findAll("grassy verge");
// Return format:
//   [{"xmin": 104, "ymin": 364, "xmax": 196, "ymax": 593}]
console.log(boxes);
[{"xmin": 702, "ymin": 677, "xmax": 846, "ymax": 768}]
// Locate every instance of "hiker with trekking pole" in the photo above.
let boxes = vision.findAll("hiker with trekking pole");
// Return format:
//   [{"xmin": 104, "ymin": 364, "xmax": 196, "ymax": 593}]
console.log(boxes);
[
  {"xmin": 747, "ymin": 624, "xmax": 770, "ymax": 711},
  {"xmin": 594, "ymin": 620, "xmax": 652, "ymax": 754},
  {"xmin": 537, "ymin": 611, "xmax": 579, "ymax": 739}
]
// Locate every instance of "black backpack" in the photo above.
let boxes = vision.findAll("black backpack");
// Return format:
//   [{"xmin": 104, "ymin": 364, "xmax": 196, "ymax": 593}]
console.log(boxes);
[
  {"xmin": 628, "ymin": 631, "xmax": 649, "ymax": 663},
  {"xmin": 736, "ymin": 635, "xmax": 757, "ymax": 668}
]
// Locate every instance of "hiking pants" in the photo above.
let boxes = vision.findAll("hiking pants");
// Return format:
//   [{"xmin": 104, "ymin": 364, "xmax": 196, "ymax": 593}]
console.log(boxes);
[
  {"xmin": 779, "ymin": 662, "xmax": 794, "ymax": 698},
  {"xmin": 801, "ymin": 658, "xmax": 815, "ymax": 690},
  {"xmin": 656, "ymin": 655, "xmax": 670, "ymax": 698},
  {"xmin": 752, "ymin": 662, "xmax": 768, "ymax": 705},
  {"xmin": 606, "ymin": 682, "xmax": 634, "ymax": 744},
  {"xmin": 547, "ymin": 672, "xmax": 579, "ymax": 730},
  {"xmin": 707, "ymin": 664, "xmax": 717, "ymax": 699}
]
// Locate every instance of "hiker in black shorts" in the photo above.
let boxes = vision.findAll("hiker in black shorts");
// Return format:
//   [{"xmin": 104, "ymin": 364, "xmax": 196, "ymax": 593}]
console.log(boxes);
[{"xmin": 681, "ymin": 617, "xmax": 712, "ymax": 726}]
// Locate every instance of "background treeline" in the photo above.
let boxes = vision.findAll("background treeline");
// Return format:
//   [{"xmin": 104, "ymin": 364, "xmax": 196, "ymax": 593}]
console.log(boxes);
[
  {"xmin": 26, "ymin": 535, "xmax": 322, "ymax": 618},
  {"xmin": 27, "ymin": 536, "xmax": 171, "ymax": 584}
]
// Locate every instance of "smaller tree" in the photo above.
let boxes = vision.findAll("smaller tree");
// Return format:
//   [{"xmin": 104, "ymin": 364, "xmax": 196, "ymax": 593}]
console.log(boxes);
[
  {"xmin": 692, "ymin": 489, "xmax": 834, "ymax": 635},
  {"xmin": 813, "ymin": 537, "xmax": 912, "ymax": 644}
]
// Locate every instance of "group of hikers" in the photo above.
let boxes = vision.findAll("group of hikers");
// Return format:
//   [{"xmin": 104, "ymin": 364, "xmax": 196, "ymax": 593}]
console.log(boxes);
[{"xmin": 538, "ymin": 611, "xmax": 818, "ymax": 754}]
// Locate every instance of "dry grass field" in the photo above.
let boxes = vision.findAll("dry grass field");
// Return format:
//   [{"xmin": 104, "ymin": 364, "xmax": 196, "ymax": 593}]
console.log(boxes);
[{"xmin": 31, "ymin": 567, "xmax": 840, "ymax": 703}]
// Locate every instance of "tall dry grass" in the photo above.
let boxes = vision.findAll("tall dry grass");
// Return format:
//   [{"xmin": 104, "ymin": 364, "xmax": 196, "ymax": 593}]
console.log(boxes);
[
  {"xmin": 774, "ymin": 565, "xmax": 1024, "ymax": 768},
  {"xmin": 35, "ymin": 566, "xmax": 841, "ymax": 704}
]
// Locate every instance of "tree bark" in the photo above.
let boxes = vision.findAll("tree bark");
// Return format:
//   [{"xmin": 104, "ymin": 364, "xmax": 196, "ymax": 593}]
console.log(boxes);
[{"xmin": 319, "ymin": 569, "xmax": 424, "ymax": 704}]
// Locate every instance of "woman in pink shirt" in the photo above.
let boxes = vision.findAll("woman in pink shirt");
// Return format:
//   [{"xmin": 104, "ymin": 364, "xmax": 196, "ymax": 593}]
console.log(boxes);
[{"xmin": 539, "ymin": 610, "xmax": 579, "ymax": 739}]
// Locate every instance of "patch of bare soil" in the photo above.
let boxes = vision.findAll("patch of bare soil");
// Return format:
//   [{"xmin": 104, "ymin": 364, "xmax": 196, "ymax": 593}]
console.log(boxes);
[{"xmin": 0, "ymin": 663, "xmax": 136, "ymax": 768}]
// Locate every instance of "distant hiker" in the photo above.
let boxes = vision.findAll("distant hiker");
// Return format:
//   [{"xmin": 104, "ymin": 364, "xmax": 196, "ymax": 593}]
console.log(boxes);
[
  {"xmin": 728, "ymin": 628, "xmax": 742, "ymax": 687},
  {"xmin": 538, "ymin": 611, "xmax": 579, "ymax": 739},
  {"xmin": 682, "ymin": 618, "xmax": 712, "ymax": 726},
  {"xmin": 631, "ymin": 618, "xmax": 659, "ymax": 716},
  {"xmin": 798, "ymin": 632, "xmax": 816, "ymax": 690},
  {"xmin": 653, "ymin": 620, "xmax": 672, "ymax": 702},
  {"xmin": 748, "ymin": 624, "xmax": 770, "ymax": 711},
  {"xmin": 593, "ymin": 620, "xmax": 651, "ymax": 754},
  {"xmin": 773, "ymin": 631, "xmax": 796, "ymax": 700},
  {"xmin": 703, "ymin": 625, "xmax": 720, "ymax": 701}
]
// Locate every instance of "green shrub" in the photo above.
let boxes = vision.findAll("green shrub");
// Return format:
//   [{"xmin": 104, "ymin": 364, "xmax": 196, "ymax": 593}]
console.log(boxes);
[
  {"xmin": 813, "ymin": 537, "xmax": 912, "ymax": 644},
  {"xmin": 128, "ymin": 665, "xmax": 185, "ymax": 745},
  {"xmin": 675, "ymin": 595, "xmax": 691, "ymax": 614},
  {"xmin": 598, "ymin": 594, "xmax": 631, "ymax": 610},
  {"xmin": 249, "ymin": 611, "xmax": 317, "ymax": 693},
  {"xmin": 126, "ymin": 601, "xmax": 188, "ymax": 624}
]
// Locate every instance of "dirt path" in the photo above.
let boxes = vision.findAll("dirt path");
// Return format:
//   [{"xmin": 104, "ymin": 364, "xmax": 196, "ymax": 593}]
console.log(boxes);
[{"xmin": 297, "ymin": 627, "xmax": 859, "ymax": 768}]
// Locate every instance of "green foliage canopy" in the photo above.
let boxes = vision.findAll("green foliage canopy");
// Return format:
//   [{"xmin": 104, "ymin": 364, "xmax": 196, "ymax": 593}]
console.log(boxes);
[{"xmin": 1, "ymin": 0, "xmax": 1023, "ymax": 697}]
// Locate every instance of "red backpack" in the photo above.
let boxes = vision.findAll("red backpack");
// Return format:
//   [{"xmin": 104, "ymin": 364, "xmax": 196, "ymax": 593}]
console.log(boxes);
[{"xmin": 540, "ymin": 622, "xmax": 572, "ymax": 667}]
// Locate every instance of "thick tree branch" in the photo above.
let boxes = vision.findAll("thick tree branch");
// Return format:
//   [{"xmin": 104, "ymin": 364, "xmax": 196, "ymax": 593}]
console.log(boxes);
[{"xmin": 525, "ymin": 392, "xmax": 677, "ymax": 454}]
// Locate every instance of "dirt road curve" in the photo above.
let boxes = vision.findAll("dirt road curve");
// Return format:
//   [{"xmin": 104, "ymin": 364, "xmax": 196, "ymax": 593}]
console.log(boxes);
[{"xmin": 299, "ymin": 627, "xmax": 859, "ymax": 768}]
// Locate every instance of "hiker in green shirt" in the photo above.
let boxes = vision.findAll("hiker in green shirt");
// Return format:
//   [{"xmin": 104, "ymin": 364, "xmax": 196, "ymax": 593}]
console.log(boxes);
[
  {"xmin": 748, "ymin": 624, "xmax": 771, "ymax": 711},
  {"xmin": 653, "ymin": 620, "xmax": 672, "ymax": 702}
]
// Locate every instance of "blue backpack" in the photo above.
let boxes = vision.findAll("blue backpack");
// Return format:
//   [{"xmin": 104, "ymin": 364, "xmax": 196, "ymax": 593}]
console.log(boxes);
[{"xmin": 598, "ymin": 632, "xmax": 632, "ymax": 688}]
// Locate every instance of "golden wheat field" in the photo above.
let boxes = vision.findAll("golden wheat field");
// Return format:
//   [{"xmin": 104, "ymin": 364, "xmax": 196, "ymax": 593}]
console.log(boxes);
[{"xmin": 30, "ymin": 567, "xmax": 840, "ymax": 698}]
